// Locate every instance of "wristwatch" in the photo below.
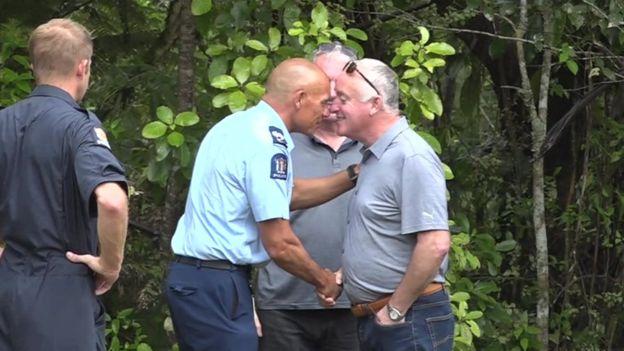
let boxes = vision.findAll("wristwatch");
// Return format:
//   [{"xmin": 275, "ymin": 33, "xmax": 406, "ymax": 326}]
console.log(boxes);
[
  {"xmin": 386, "ymin": 304, "xmax": 405, "ymax": 322},
  {"xmin": 346, "ymin": 164, "xmax": 358, "ymax": 185}
]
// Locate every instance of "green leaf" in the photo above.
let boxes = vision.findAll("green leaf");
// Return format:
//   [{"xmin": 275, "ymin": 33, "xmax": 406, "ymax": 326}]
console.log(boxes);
[
  {"xmin": 156, "ymin": 106, "xmax": 173, "ymax": 125},
  {"xmin": 520, "ymin": 338, "xmax": 528, "ymax": 351},
  {"xmin": 206, "ymin": 44, "xmax": 229, "ymax": 57},
  {"xmin": 245, "ymin": 40, "xmax": 269, "ymax": 52},
  {"xmin": 191, "ymin": 0, "xmax": 212, "ymax": 15},
  {"xmin": 288, "ymin": 28, "xmax": 305, "ymax": 36},
  {"xmin": 344, "ymin": 39, "xmax": 364, "ymax": 58},
  {"xmin": 137, "ymin": 343, "xmax": 153, "ymax": 351},
  {"xmin": 417, "ymin": 131, "xmax": 442, "ymax": 154},
  {"xmin": 110, "ymin": 336, "xmax": 120, "ymax": 351},
  {"xmin": 390, "ymin": 55, "xmax": 405, "ymax": 67},
  {"xmin": 268, "ymin": 28, "xmax": 281, "ymax": 51},
  {"xmin": 419, "ymin": 104, "xmax": 435, "ymax": 120},
  {"xmin": 212, "ymin": 92, "xmax": 230, "ymax": 108},
  {"xmin": 174, "ymin": 111, "xmax": 200, "ymax": 127},
  {"xmin": 155, "ymin": 142, "xmax": 170, "ymax": 162},
  {"xmin": 421, "ymin": 87, "xmax": 443, "ymax": 116},
  {"xmin": 251, "ymin": 55, "xmax": 269, "ymax": 76},
  {"xmin": 443, "ymin": 162, "xmax": 454, "ymax": 180},
  {"xmin": 566, "ymin": 60, "xmax": 579, "ymax": 75},
  {"xmin": 418, "ymin": 26, "xmax": 430, "ymax": 45},
  {"xmin": 245, "ymin": 82, "xmax": 265, "ymax": 97},
  {"xmin": 398, "ymin": 41, "xmax": 415, "ymax": 56},
  {"xmin": 329, "ymin": 27, "xmax": 347, "ymax": 40},
  {"xmin": 425, "ymin": 42, "xmax": 456, "ymax": 56},
  {"xmin": 228, "ymin": 90, "xmax": 248, "ymax": 112},
  {"xmin": 495, "ymin": 239, "xmax": 517, "ymax": 252},
  {"xmin": 167, "ymin": 132, "xmax": 185, "ymax": 147},
  {"xmin": 451, "ymin": 292, "xmax": 470, "ymax": 302},
  {"xmin": 346, "ymin": 28, "xmax": 367, "ymax": 41},
  {"xmin": 232, "ymin": 57, "xmax": 251, "ymax": 84},
  {"xmin": 466, "ymin": 311, "xmax": 484, "ymax": 320},
  {"xmin": 210, "ymin": 74, "xmax": 238, "ymax": 89},
  {"xmin": 311, "ymin": 2, "xmax": 329, "ymax": 29},
  {"xmin": 142, "ymin": 121, "xmax": 167, "ymax": 139},
  {"xmin": 467, "ymin": 320, "xmax": 481, "ymax": 337},
  {"xmin": 271, "ymin": 0, "xmax": 286, "ymax": 9},
  {"xmin": 180, "ymin": 144, "xmax": 191, "ymax": 167},
  {"xmin": 423, "ymin": 58, "xmax": 446, "ymax": 73},
  {"xmin": 402, "ymin": 68, "xmax": 423, "ymax": 80},
  {"xmin": 208, "ymin": 57, "xmax": 229, "ymax": 81}
]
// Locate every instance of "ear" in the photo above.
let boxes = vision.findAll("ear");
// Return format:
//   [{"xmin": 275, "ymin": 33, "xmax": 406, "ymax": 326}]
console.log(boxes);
[
  {"xmin": 294, "ymin": 90, "xmax": 306, "ymax": 109},
  {"xmin": 369, "ymin": 95, "xmax": 382, "ymax": 116},
  {"xmin": 77, "ymin": 59, "xmax": 90, "ymax": 77}
]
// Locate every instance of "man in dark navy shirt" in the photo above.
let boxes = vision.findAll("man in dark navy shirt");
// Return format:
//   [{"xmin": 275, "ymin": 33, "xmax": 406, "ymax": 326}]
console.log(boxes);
[{"xmin": 0, "ymin": 18, "xmax": 128, "ymax": 351}]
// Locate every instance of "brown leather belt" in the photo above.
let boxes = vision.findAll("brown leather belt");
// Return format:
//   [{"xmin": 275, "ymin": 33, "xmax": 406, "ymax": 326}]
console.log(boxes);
[{"xmin": 350, "ymin": 282, "xmax": 444, "ymax": 318}]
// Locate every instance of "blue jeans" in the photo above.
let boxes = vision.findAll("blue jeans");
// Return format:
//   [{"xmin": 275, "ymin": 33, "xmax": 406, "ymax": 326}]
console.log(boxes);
[{"xmin": 356, "ymin": 290, "xmax": 454, "ymax": 351}]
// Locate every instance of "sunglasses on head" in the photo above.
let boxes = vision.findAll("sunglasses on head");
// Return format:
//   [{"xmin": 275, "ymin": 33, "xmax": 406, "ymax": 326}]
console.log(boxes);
[{"xmin": 342, "ymin": 60, "xmax": 381, "ymax": 96}]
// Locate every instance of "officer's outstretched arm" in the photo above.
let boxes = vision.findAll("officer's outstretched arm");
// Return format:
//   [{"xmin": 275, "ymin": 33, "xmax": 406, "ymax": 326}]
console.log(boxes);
[
  {"xmin": 290, "ymin": 165, "xmax": 358, "ymax": 210},
  {"xmin": 258, "ymin": 218, "xmax": 341, "ymax": 305},
  {"xmin": 66, "ymin": 182, "xmax": 128, "ymax": 295}
]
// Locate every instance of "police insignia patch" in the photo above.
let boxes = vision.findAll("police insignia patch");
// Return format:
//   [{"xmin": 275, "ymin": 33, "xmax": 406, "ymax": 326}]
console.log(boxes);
[
  {"xmin": 270, "ymin": 153, "xmax": 288, "ymax": 180},
  {"xmin": 94, "ymin": 128, "xmax": 111, "ymax": 148},
  {"xmin": 269, "ymin": 126, "xmax": 287, "ymax": 147}
]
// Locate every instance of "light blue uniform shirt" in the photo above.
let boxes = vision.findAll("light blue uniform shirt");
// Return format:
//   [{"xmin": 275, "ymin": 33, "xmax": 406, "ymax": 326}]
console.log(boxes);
[{"xmin": 171, "ymin": 101, "xmax": 294, "ymax": 264}]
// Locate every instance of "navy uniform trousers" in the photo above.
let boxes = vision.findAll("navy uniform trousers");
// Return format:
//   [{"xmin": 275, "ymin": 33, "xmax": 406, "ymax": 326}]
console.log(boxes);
[
  {"xmin": 0, "ymin": 251, "xmax": 106, "ymax": 351},
  {"xmin": 165, "ymin": 260, "xmax": 257, "ymax": 351}
]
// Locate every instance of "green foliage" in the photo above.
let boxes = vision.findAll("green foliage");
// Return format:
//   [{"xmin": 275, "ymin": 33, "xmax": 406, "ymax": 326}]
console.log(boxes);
[
  {"xmin": 0, "ymin": 20, "xmax": 32, "ymax": 106},
  {"xmin": 106, "ymin": 309, "xmax": 153, "ymax": 351}
]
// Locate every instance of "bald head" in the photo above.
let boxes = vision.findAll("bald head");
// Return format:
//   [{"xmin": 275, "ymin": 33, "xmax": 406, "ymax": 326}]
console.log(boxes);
[
  {"xmin": 263, "ymin": 58, "xmax": 331, "ymax": 134},
  {"xmin": 265, "ymin": 58, "xmax": 329, "ymax": 99}
]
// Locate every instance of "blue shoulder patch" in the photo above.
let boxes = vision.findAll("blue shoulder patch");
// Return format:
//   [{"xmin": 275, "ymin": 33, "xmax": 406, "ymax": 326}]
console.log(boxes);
[
  {"xmin": 269, "ymin": 126, "xmax": 287, "ymax": 147},
  {"xmin": 270, "ymin": 153, "xmax": 288, "ymax": 180}
]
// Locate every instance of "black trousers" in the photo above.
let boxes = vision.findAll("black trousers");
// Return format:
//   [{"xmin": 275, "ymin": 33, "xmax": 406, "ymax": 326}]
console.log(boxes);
[
  {"xmin": 0, "ymin": 252, "xmax": 106, "ymax": 351},
  {"xmin": 257, "ymin": 309, "xmax": 359, "ymax": 351}
]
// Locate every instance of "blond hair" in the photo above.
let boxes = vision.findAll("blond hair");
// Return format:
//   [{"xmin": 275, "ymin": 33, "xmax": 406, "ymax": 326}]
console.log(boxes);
[{"xmin": 28, "ymin": 18, "xmax": 93, "ymax": 82}]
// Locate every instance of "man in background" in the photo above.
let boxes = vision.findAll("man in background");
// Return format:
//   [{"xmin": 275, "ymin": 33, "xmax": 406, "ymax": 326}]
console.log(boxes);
[
  {"xmin": 254, "ymin": 42, "xmax": 361, "ymax": 351},
  {"xmin": 0, "ymin": 18, "xmax": 128, "ymax": 351}
]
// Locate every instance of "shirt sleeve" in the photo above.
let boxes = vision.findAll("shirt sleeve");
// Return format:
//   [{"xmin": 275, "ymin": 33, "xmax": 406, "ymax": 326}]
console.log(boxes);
[
  {"xmin": 72, "ymin": 118, "xmax": 128, "ymax": 205},
  {"xmin": 399, "ymin": 153, "xmax": 449, "ymax": 234},
  {"xmin": 245, "ymin": 143, "xmax": 291, "ymax": 222}
]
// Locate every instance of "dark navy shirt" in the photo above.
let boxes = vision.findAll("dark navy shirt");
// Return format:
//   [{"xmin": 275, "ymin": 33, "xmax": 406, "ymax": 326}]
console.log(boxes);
[{"xmin": 0, "ymin": 85, "xmax": 127, "ymax": 265}]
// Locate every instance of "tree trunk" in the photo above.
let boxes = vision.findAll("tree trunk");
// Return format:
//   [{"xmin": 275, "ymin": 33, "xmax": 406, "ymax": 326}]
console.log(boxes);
[
  {"xmin": 163, "ymin": 0, "xmax": 196, "ymax": 239},
  {"xmin": 515, "ymin": 0, "xmax": 551, "ymax": 348}
]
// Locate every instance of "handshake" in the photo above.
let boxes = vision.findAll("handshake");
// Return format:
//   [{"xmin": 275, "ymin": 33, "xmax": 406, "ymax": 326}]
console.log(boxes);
[{"xmin": 316, "ymin": 268, "xmax": 344, "ymax": 308}]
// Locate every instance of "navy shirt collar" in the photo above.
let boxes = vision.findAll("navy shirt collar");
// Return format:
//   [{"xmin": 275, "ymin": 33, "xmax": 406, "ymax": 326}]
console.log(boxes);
[{"xmin": 29, "ymin": 85, "xmax": 81, "ymax": 110}]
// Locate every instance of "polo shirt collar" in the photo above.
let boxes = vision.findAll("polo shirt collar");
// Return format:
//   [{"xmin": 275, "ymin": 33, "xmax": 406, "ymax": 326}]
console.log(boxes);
[
  {"xmin": 29, "ymin": 85, "xmax": 80, "ymax": 109},
  {"xmin": 364, "ymin": 117, "xmax": 409, "ymax": 160},
  {"xmin": 310, "ymin": 134, "xmax": 359, "ymax": 153},
  {"xmin": 257, "ymin": 100, "xmax": 294, "ymax": 152}
]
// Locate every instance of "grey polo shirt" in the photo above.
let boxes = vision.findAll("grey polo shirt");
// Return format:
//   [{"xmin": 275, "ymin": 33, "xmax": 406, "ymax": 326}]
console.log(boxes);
[
  {"xmin": 255, "ymin": 133, "xmax": 362, "ymax": 309},
  {"xmin": 342, "ymin": 118, "xmax": 449, "ymax": 304}
]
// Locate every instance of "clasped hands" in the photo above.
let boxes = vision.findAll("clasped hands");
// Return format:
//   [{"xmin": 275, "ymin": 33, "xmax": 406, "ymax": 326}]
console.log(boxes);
[{"xmin": 316, "ymin": 268, "xmax": 343, "ymax": 307}]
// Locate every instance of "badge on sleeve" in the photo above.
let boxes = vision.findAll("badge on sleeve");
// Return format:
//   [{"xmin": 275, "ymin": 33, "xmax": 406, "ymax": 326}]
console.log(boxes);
[
  {"xmin": 269, "ymin": 126, "xmax": 287, "ymax": 148},
  {"xmin": 94, "ymin": 128, "xmax": 111, "ymax": 149},
  {"xmin": 270, "ymin": 153, "xmax": 288, "ymax": 180}
]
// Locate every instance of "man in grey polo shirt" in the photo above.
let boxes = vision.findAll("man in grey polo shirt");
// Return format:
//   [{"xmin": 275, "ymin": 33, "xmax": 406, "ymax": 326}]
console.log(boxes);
[
  {"xmin": 255, "ymin": 43, "xmax": 361, "ymax": 351},
  {"xmin": 330, "ymin": 58, "xmax": 454, "ymax": 351}
]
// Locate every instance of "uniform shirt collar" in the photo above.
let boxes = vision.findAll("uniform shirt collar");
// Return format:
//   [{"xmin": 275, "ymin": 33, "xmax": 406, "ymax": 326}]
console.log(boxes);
[
  {"xmin": 362, "ymin": 117, "xmax": 409, "ymax": 160},
  {"xmin": 29, "ymin": 85, "xmax": 81, "ymax": 109},
  {"xmin": 257, "ymin": 100, "xmax": 294, "ymax": 152}
]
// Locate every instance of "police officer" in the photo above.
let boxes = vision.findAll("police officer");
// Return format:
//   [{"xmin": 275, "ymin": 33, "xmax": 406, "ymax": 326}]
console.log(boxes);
[
  {"xmin": 165, "ymin": 58, "xmax": 354, "ymax": 351},
  {"xmin": 0, "ymin": 19, "xmax": 128, "ymax": 351}
]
